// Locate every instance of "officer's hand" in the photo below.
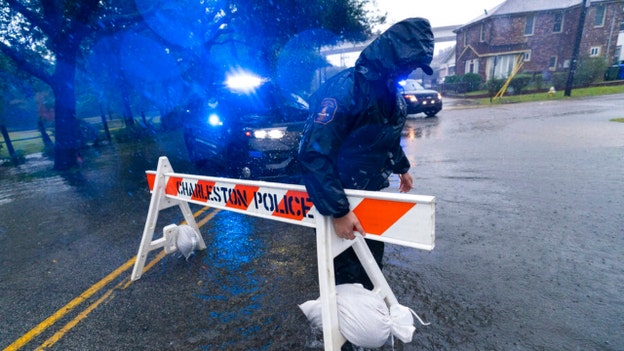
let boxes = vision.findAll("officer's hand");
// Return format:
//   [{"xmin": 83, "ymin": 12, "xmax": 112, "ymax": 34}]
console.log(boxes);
[
  {"xmin": 333, "ymin": 211, "xmax": 365, "ymax": 240},
  {"xmin": 398, "ymin": 172, "xmax": 413, "ymax": 193}
]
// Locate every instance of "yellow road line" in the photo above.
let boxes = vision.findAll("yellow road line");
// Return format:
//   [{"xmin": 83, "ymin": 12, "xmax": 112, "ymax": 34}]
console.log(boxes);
[
  {"xmin": 2, "ymin": 258, "xmax": 136, "ymax": 351},
  {"xmin": 3, "ymin": 206, "xmax": 220, "ymax": 351},
  {"xmin": 34, "ymin": 251, "xmax": 168, "ymax": 351},
  {"xmin": 34, "ymin": 278, "xmax": 121, "ymax": 351}
]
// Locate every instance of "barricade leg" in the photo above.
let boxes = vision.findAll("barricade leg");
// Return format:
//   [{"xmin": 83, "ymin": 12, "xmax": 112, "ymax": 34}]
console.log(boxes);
[
  {"xmin": 131, "ymin": 157, "xmax": 206, "ymax": 281},
  {"xmin": 351, "ymin": 237, "xmax": 399, "ymax": 307},
  {"xmin": 316, "ymin": 215, "xmax": 347, "ymax": 350},
  {"xmin": 316, "ymin": 217, "xmax": 411, "ymax": 349}
]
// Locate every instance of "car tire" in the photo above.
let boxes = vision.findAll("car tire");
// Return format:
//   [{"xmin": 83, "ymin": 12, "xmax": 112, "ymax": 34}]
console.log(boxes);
[{"xmin": 425, "ymin": 110, "xmax": 439, "ymax": 117}]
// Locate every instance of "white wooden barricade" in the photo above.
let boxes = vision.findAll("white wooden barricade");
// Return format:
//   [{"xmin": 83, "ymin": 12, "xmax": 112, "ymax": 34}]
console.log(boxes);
[{"xmin": 132, "ymin": 156, "xmax": 435, "ymax": 350}]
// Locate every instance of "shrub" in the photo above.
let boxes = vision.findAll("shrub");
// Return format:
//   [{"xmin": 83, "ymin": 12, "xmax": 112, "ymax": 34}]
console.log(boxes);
[
  {"xmin": 442, "ymin": 75, "xmax": 465, "ymax": 93},
  {"xmin": 462, "ymin": 73, "xmax": 482, "ymax": 92},
  {"xmin": 509, "ymin": 74, "xmax": 532, "ymax": 94},
  {"xmin": 574, "ymin": 57, "xmax": 608, "ymax": 87},
  {"xmin": 486, "ymin": 78, "xmax": 505, "ymax": 96},
  {"xmin": 532, "ymin": 73, "xmax": 544, "ymax": 91},
  {"xmin": 443, "ymin": 75, "xmax": 461, "ymax": 84},
  {"xmin": 551, "ymin": 72, "xmax": 568, "ymax": 90}
]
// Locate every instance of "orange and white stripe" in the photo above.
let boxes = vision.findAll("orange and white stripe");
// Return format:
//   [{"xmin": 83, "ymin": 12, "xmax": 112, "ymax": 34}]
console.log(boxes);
[{"xmin": 147, "ymin": 171, "xmax": 435, "ymax": 250}]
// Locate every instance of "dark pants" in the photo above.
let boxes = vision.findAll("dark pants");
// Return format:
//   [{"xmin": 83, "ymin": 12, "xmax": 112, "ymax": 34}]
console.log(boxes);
[{"xmin": 334, "ymin": 239, "xmax": 384, "ymax": 290}]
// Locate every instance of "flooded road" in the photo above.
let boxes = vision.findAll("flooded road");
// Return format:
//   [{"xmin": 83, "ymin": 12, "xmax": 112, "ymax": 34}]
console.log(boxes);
[{"xmin": 1, "ymin": 94, "xmax": 623, "ymax": 350}]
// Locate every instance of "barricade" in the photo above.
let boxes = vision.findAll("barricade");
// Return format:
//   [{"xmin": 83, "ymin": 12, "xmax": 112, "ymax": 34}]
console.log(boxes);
[{"xmin": 132, "ymin": 156, "xmax": 435, "ymax": 350}]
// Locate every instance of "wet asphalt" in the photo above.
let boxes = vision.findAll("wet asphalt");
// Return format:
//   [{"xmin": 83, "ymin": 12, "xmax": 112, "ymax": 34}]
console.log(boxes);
[{"xmin": 1, "ymin": 94, "xmax": 623, "ymax": 350}]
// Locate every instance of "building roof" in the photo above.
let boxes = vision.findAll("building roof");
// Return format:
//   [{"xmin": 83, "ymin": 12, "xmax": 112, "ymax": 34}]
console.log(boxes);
[{"xmin": 457, "ymin": 0, "xmax": 612, "ymax": 30}]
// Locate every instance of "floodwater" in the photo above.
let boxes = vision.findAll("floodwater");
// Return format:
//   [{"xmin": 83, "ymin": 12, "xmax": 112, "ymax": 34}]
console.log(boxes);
[{"xmin": 1, "ymin": 94, "xmax": 623, "ymax": 350}]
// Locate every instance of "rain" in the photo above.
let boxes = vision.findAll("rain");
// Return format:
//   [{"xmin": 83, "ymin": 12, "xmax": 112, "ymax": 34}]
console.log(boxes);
[{"xmin": 2, "ymin": 1, "xmax": 624, "ymax": 350}]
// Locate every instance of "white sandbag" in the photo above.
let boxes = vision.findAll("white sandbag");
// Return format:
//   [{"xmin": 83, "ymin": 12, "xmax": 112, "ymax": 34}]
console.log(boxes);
[
  {"xmin": 176, "ymin": 224, "xmax": 200, "ymax": 260},
  {"xmin": 389, "ymin": 303, "xmax": 431, "ymax": 343},
  {"xmin": 299, "ymin": 284, "xmax": 431, "ymax": 347},
  {"xmin": 299, "ymin": 283, "xmax": 391, "ymax": 348},
  {"xmin": 390, "ymin": 304, "xmax": 415, "ymax": 342},
  {"xmin": 298, "ymin": 299, "xmax": 322, "ymax": 328}
]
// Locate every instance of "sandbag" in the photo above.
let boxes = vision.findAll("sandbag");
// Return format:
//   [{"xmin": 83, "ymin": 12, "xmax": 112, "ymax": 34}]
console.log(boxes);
[
  {"xmin": 176, "ymin": 224, "xmax": 200, "ymax": 260},
  {"xmin": 299, "ymin": 283, "xmax": 431, "ymax": 348},
  {"xmin": 299, "ymin": 283, "xmax": 391, "ymax": 348}
]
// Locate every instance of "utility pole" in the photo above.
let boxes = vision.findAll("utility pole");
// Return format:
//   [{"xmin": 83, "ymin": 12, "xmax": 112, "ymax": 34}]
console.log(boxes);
[{"xmin": 565, "ymin": 0, "xmax": 589, "ymax": 96}]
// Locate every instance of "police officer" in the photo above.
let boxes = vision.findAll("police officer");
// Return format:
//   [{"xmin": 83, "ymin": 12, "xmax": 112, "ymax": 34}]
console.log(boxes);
[{"xmin": 298, "ymin": 18, "xmax": 434, "ymax": 290}]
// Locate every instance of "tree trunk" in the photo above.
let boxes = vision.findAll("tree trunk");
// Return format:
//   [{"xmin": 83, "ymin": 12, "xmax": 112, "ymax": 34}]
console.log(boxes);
[
  {"xmin": 0, "ymin": 124, "xmax": 18, "ymax": 162},
  {"xmin": 99, "ymin": 103, "xmax": 112, "ymax": 142},
  {"xmin": 121, "ymin": 78, "xmax": 135, "ymax": 128},
  {"xmin": 37, "ymin": 119, "xmax": 54, "ymax": 148},
  {"xmin": 52, "ymin": 60, "xmax": 79, "ymax": 171}
]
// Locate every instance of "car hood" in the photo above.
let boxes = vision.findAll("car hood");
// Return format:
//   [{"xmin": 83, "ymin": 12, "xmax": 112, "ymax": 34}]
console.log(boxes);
[{"xmin": 403, "ymin": 88, "xmax": 439, "ymax": 95}]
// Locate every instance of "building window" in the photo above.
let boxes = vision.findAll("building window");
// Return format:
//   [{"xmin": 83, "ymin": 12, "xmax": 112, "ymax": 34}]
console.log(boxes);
[
  {"xmin": 594, "ymin": 5, "xmax": 606, "ymax": 27},
  {"xmin": 553, "ymin": 13, "xmax": 563, "ymax": 33},
  {"xmin": 525, "ymin": 15, "xmax": 535, "ymax": 35},
  {"xmin": 487, "ymin": 55, "xmax": 517, "ymax": 79},
  {"xmin": 549, "ymin": 56, "xmax": 558, "ymax": 71},
  {"xmin": 463, "ymin": 31, "xmax": 467, "ymax": 46},
  {"xmin": 465, "ymin": 59, "xmax": 479, "ymax": 74},
  {"xmin": 590, "ymin": 46, "xmax": 601, "ymax": 56},
  {"xmin": 480, "ymin": 23, "xmax": 486, "ymax": 42},
  {"xmin": 524, "ymin": 51, "xmax": 531, "ymax": 62}
]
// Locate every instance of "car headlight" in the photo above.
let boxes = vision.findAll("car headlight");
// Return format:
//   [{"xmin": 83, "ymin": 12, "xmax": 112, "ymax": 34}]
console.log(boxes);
[
  {"xmin": 247, "ymin": 127, "xmax": 286, "ymax": 139},
  {"xmin": 207, "ymin": 113, "xmax": 223, "ymax": 126},
  {"xmin": 404, "ymin": 94, "xmax": 418, "ymax": 103}
]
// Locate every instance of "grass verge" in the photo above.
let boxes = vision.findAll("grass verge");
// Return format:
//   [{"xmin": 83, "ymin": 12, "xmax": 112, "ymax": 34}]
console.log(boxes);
[{"xmin": 476, "ymin": 84, "xmax": 624, "ymax": 105}]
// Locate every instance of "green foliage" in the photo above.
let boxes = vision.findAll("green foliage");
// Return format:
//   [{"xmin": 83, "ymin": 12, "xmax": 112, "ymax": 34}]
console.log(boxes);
[
  {"xmin": 444, "ymin": 74, "xmax": 461, "ymax": 84},
  {"xmin": 228, "ymin": 0, "xmax": 375, "ymax": 72},
  {"xmin": 574, "ymin": 57, "xmax": 608, "ymax": 87},
  {"xmin": 443, "ymin": 74, "xmax": 482, "ymax": 93},
  {"xmin": 462, "ymin": 73, "xmax": 482, "ymax": 92},
  {"xmin": 2, "ymin": 0, "xmax": 379, "ymax": 169},
  {"xmin": 551, "ymin": 72, "xmax": 569, "ymax": 90},
  {"xmin": 480, "ymin": 84, "xmax": 624, "ymax": 105},
  {"xmin": 509, "ymin": 74, "xmax": 532, "ymax": 94},
  {"xmin": 532, "ymin": 73, "xmax": 544, "ymax": 90},
  {"xmin": 486, "ymin": 78, "xmax": 505, "ymax": 95}
]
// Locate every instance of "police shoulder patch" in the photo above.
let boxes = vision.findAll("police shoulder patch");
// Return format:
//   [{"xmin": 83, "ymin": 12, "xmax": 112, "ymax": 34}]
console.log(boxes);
[{"xmin": 314, "ymin": 98, "xmax": 338, "ymax": 124}]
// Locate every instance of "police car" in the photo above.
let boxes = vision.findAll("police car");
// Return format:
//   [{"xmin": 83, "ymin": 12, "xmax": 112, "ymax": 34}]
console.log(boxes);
[
  {"xmin": 398, "ymin": 79, "xmax": 443, "ymax": 117},
  {"xmin": 183, "ymin": 72, "xmax": 309, "ymax": 180}
]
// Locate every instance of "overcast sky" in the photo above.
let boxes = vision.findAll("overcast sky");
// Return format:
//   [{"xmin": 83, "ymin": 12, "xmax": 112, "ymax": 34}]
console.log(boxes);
[
  {"xmin": 370, "ymin": 0, "xmax": 506, "ymax": 29},
  {"xmin": 365, "ymin": 0, "xmax": 505, "ymax": 53}
]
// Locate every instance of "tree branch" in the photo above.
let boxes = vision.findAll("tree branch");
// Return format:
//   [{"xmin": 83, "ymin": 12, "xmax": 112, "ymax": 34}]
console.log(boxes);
[
  {"xmin": 0, "ymin": 41, "xmax": 53, "ymax": 86},
  {"xmin": 5, "ymin": 0, "xmax": 52, "ymax": 33}
]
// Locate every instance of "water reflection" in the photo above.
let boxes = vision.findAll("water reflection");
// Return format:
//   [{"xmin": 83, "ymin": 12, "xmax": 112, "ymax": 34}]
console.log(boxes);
[
  {"xmin": 194, "ymin": 211, "xmax": 264, "ymax": 328},
  {"xmin": 0, "ymin": 153, "xmax": 71, "ymax": 206},
  {"xmin": 402, "ymin": 116, "xmax": 440, "ymax": 140},
  {"xmin": 205, "ymin": 211, "xmax": 260, "ymax": 269}
]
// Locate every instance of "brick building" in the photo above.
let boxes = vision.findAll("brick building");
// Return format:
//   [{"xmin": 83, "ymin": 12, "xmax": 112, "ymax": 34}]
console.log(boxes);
[{"xmin": 454, "ymin": 0, "xmax": 624, "ymax": 81}]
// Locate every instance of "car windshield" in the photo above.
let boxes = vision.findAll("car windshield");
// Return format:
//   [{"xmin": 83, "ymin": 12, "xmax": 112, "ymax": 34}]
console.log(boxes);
[
  {"xmin": 207, "ymin": 82, "xmax": 307, "ymax": 123},
  {"xmin": 398, "ymin": 79, "xmax": 424, "ymax": 92}
]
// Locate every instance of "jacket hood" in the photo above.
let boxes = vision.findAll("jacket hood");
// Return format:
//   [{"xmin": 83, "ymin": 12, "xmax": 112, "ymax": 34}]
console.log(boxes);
[{"xmin": 356, "ymin": 17, "xmax": 434, "ymax": 81}]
